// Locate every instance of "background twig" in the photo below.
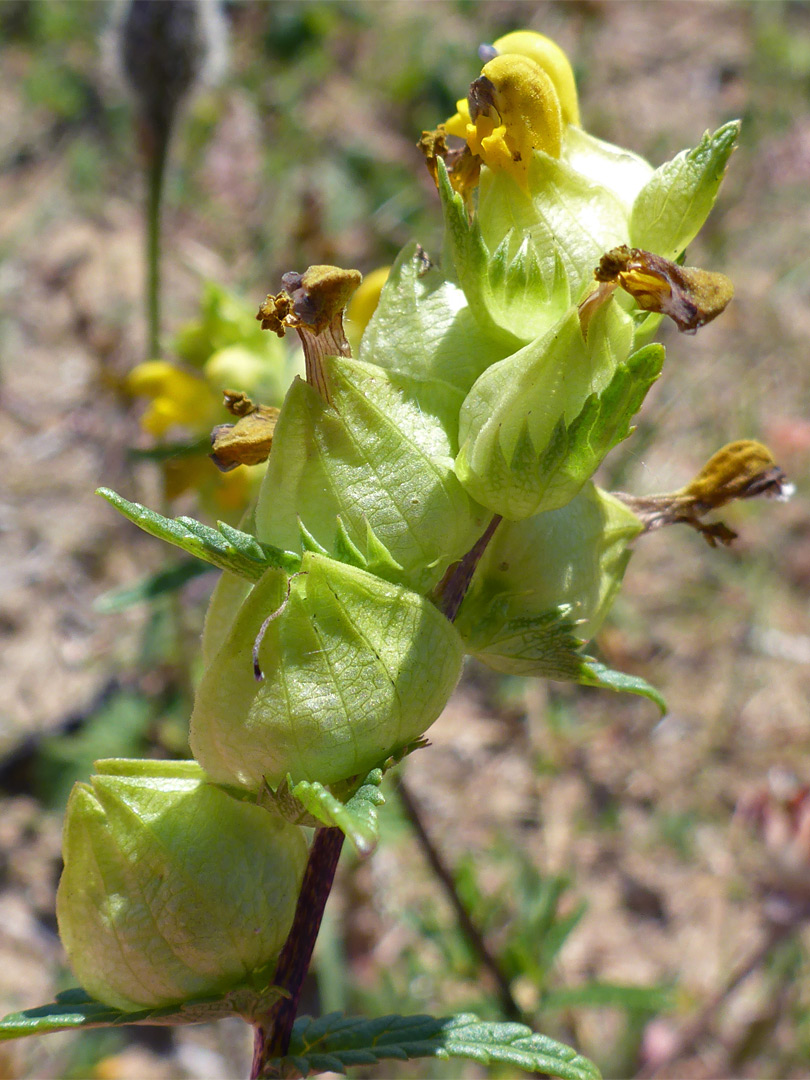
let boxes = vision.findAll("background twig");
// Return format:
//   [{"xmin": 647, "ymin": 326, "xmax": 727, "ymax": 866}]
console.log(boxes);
[{"xmin": 398, "ymin": 776, "xmax": 522, "ymax": 1022}]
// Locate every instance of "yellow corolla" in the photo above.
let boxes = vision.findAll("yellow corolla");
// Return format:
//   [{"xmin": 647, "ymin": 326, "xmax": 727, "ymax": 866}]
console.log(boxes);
[
  {"xmin": 345, "ymin": 266, "xmax": 390, "ymax": 352},
  {"xmin": 445, "ymin": 53, "xmax": 562, "ymax": 190},
  {"xmin": 126, "ymin": 360, "xmax": 219, "ymax": 438},
  {"xmin": 490, "ymin": 30, "xmax": 580, "ymax": 126}
]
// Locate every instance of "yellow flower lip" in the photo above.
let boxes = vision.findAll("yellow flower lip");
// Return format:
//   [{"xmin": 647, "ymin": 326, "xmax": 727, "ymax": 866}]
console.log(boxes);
[
  {"xmin": 490, "ymin": 30, "xmax": 580, "ymax": 127},
  {"xmin": 456, "ymin": 53, "xmax": 563, "ymax": 190}
]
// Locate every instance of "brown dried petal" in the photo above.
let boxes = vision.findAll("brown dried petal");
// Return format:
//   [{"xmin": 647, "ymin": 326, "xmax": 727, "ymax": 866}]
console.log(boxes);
[
  {"xmin": 682, "ymin": 440, "xmax": 792, "ymax": 508},
  {"xmin": 595, "ymin": 246, "xmax": 734, "ymax": 334},
  {"xmin": 257, "ymin": 265, "xmax": 361, "ymax": 404},
  {"xmin": 614, "ymin": 440, "xmax": 792, "ymax": 547},
  {"xmin": 210, "ymin": 400, "xmax": 280, "ymax": 472}
]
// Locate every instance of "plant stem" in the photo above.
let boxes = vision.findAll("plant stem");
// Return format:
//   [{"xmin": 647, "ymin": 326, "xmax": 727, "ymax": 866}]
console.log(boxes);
[
  {"xmin": 251, "ymin": 826, "xmax": 345, "ymax": 1079},
  {"xmin": 397, "ymin": 777, "xmax": 522, "ymax": 1022},
  {"xmin": 144, "ymin": 120, "xmax": 170, "ymax": 359},
  {"xmin": 433, "ymin": 514, "xmax": 502, "ymax": 621},
  {"xmin": 251, "ymin": 518, "xmax": 503, "ymax": 1076}
]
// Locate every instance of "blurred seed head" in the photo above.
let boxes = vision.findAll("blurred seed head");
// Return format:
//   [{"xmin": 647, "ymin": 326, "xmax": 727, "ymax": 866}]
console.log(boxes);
[{"xmin": 106, "ymin": 0, "xmax": 227, "ymax": 148}]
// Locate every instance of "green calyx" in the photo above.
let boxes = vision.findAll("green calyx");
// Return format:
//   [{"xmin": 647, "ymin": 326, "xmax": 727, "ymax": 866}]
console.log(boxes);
[
  {"xmin": 455, "ymin": 484, "xmax": 643, "ymax": 677},
  {"xmin": 254, "ymin": 353, "xmax": 487, "ymax": 594},
  {"xmin": 56, "ymin": 760, "xmax": 307, "ymax": 1012},
  {"xmin": 455, "ymin": 306, "xmax": 663, "ymax": 520},
  {"xmin": 190, "ymin": 554, "xmax": 465, "ymax": 790}
]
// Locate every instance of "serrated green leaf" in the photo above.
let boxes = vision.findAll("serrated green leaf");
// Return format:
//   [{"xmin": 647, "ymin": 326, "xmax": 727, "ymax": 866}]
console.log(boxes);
[
  {"xmin": 457, "ymin": 305, "xmax": 662, "ymax": 520},
  {"xmin": 94, "ymin": 559, "xmax": 211, "ymax": 612},
  {"xmin": 0, "ymin": 987, "xmax": 240, "ymax": 1040},
  {"xmin": 437, "ymin": 160, "xmax": 517, "ymax": 345},
  {"xmin": 531, "ymin": 340, "xmax": 664, "ymax": 513},
  {"xmin": 462, "ymin": 605, "xmax": 587, "ymax": 680},
  {"xmin": 290, "ymin": 769, "xmax": 385, "ymax": 857},
  {"xmin": 98, "ymin": 488, "xmax": 300, "ymax": 580},
  {"xmin": 474, "ymin": 152, "xmax": 629, "ymax": 342},
  {"xmin": 630, "ymin": 121, "xmax": 740, "ymax": 261},
  {"xmin": 457, "ymin": 485, "xmax": 642, "ymax": 678},
  {"xmin": 579, "ymin": 661, "xmax": 667, "ymax": 713},
  {"xmin": 274, "ymin": 1012, "xmax": 600, "ymax": 1080}
]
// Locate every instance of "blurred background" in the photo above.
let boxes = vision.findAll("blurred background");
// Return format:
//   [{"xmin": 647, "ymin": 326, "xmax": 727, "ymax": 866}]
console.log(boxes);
[{"xmin": 1, "ymin": 1, "xmax": 810, "ymax": 1077}]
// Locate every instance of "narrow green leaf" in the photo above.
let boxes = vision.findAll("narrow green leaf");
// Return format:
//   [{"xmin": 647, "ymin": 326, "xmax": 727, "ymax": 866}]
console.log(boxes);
[
  {"xmin": 94, "ymin": 559, "xmax": 211, "ymax": 612},
  {"xmin": 97, "ymin": 488, "xmax": 300, "ymax": 580},
  {"xmin": 580, "ymin": 661, "xmax": 667, "ymax": 713},
  {"xmin": 543, "ymin": 982, "xmax": 674, "ymax": 1013},
  {"xmin": 278, "ymin": 1012, "xmax": 601, "ymax": 1080},
  {"xmin": 217, "ymin": 521, "xmax": 271, "ymax": 562},
  {"xmin": 291, "ymin": 769, "xmax": 385, "ymax": 857}
]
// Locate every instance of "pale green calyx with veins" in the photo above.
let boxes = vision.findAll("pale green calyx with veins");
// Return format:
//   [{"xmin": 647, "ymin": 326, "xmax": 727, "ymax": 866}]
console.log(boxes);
[
  {"xmin": 56, "ymin": 760, "xmax": 306, "ymax": 1011},
  {"xmin": 191, "ymin": 554, "xmax": 465, "ymax": 790}
]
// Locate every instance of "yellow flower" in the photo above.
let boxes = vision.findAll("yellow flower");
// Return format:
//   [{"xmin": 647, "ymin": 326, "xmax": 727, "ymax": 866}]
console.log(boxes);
[
  {"xmin": 346, "ymin": 266, "xmax": 390, "ymax": 351},
  {"xmin": 490, "ymin": 30, "xmax": 580, "ymax": 126},
  {"xmin": 126, "ymin": 360, "xmax": 219, "ymax": 437},
  {"xmin": 445, "ymin": 53, "xmax": 562, "ymax": 190}
]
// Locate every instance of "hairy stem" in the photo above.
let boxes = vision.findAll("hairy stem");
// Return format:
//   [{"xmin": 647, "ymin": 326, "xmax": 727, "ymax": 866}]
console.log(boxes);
[
  {"xmin": 398, "ymin": 777, "xmax": 522, "ymax": 1021},
  {"xmin": 252, "ymin": 826, "xmax": 345, "ymax": 1079}
]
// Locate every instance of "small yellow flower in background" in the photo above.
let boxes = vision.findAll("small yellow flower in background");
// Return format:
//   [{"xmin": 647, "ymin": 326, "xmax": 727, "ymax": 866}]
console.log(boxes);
[
  {"xmin": 126, "ymin": 360, "xmax": 219, "ymax": 437},
  {"xmin": 346, "ymin": 266, "xmax": 390, "ymax": 352},
  {"xmin": 125, "ymin": 285, "xmax": 299, "ymax": 520}
]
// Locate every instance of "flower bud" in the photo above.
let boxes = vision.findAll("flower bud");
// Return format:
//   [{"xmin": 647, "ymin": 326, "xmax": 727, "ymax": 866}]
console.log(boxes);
[
  {"xmin": 56, "ymin": 759, "xmax": 307, "ymax": 1012},
  {"xmin": 455, "ymin": 483, "xmax": 642, "ymax": 675},
  {"xmin": 116, "ymin": 0, "xmax": 227, "ymax": 153},
  {"xmin": 190, "ymin": 554, "xmax": 464, "ymax": 790}
]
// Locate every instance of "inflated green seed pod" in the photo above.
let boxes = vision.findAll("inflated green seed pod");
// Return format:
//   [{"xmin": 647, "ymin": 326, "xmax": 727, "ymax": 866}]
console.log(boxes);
[
  {"xmin": 190, "ymin": 553, "xmax": 464, "ymax": 790},
  {"xmin": 455, "ymin": 483, "xmax": 642, "ymax": 675},
  {"xmin": 56, "ymin": 759, "xmax": 307, "ymax": 1012},
  {"xmin": 455, "ymin": 303, "xmax": 660, "ymax": 521},
  {"xmin": 254, "ymin": 355, "xmax": 486, "ymax": 595}
]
